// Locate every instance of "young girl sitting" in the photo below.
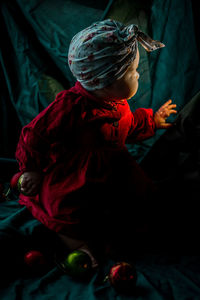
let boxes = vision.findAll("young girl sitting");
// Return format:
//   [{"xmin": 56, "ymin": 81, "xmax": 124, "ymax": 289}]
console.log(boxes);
[{"xmin": 15, "ymin": 19, "xmax": 177, "ymax": 266}]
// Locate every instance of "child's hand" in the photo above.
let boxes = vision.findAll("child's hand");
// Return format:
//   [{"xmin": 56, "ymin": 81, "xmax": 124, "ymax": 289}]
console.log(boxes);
[
  {"xmin": 20, "ymin": 171, "xmax": 43, "ymax": 196},
  {"xmin": 154, "ymin": 99, "xmax": 177, "ymax": 129}
]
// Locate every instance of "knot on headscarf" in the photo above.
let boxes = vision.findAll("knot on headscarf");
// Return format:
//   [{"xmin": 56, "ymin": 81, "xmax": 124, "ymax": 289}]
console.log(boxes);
[{"xmin": 68, "ymin": 19, "xmax": 165, "ymax": 90}]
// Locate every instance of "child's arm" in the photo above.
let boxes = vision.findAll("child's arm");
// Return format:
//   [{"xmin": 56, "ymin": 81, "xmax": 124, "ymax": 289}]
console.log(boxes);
[
  {"xmin": 16, "ymin": 126, "xmax": 51, "ymax": 173},
  {"xmin": 15, "ymin": 124, "xmax": 51, "ymax": 196},
  {"xmin": 15, "ymin": 90, "xmax": 74, "ymax": 195},
  {"xmin": 126, "ymin": 107, "xmax": 156, "ymax": 142},
  {"xmin": 126, "ymin": 99, "xmax": 177, "ymax": 143}
]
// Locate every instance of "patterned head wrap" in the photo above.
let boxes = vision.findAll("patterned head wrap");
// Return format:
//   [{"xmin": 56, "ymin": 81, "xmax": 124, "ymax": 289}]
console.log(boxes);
[{"xmin": 68, "ymin": 19, "xmax": 165, "ymax": 90}]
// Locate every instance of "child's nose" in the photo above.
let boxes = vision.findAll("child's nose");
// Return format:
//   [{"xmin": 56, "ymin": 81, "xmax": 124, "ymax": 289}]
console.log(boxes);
[{"xmin": 136, "ymin": 72, "xmax": 140, "ymax": 80}]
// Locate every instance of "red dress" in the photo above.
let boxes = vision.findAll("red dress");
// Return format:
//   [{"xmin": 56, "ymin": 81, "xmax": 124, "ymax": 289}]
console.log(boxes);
[{"xmin": 16, "ymin": 81, "xmax": 156, "ymax": 238}]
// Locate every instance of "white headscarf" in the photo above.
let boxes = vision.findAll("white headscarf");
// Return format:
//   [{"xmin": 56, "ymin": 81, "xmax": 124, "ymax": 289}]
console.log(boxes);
[{"xmin": 68, "ymin": 19, "xmax": 165, "ymax": 90}]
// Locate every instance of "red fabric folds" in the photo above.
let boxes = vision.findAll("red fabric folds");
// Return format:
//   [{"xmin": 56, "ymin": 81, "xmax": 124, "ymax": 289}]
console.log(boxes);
[{"xmin": 15, "ymin": 81, "xmax": 156, "ymax": 235}]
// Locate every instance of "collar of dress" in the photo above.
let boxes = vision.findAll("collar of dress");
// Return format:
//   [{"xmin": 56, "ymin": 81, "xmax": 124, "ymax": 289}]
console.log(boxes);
[{"xmin": 73, "ymin": 81, "xmax": 125, "ymax": 110}]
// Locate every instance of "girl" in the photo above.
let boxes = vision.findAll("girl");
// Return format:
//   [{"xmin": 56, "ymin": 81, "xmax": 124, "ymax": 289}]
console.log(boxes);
[{"xmin": 15, "ymin": 19, "xmax": 177, "ymax": 265}]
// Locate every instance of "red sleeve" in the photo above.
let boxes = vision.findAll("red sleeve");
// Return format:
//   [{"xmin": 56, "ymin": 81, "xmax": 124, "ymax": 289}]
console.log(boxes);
[
  {"xmin": 126, "ymin": 108, "xmax": 156, "ymax": 143},
  {"xmin": 15, "ymin": 90, "xmax": 74, "ymax": 172}
]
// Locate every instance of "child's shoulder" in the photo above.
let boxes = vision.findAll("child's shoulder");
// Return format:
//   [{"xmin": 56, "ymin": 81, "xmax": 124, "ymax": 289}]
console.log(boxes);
[
  {"xmin": 54, "ymin": 85, "xmax": 83, "ymax": 104},
  {"xmin": 55, "ymin": 89, "xmax": 72, "ymax": 102},
  {"xmin": 52, "ymin": 88, "xmax": 79, "ymax": 110}
]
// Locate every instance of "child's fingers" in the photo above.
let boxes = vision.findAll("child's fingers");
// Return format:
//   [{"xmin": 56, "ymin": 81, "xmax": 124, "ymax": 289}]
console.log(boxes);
[
  {"xmin": 162, "ymin": 99, "xmax": 172, "ymax": 107},
  {"xmin": 168, "ymin": 104, "xmax": 177, "ymax": 109},
  {"xmin": 24, "ymin": 180, "xmax": 33, "ymax": 191},
  {"xmin": 20, "ymin": 177, "xmax": 28, "ymax": 189},
  {"xmin": 160, "ymin": 122, "xmax": 173, "ymax": 129},
  {"xmin": 169, "ymin": 109, "xmax": 177, "ymax": 114},
  {"xmin": 27, "ymin": 185, "xmax": 38, "ymax": 195},
  {"xmin": 21, "ymin": 184, "xmax": 31, "ymax": 193},
  {"xmin": 164, "ymin": 111, "xmax": 170, "ymax": 117},
  {"xmin": 21, "ymin": 183, "xmax": 38, "ymax": 195},
  {"xmin": 21, "ymin": 178, "xmax": 34, "ymax": 193}
]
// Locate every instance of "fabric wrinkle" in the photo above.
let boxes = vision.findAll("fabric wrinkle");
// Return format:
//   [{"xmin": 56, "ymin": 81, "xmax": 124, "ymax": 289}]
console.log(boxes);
[{"xmin": 16, "ymin": 81, "xmax": 156, "ymax": 234}]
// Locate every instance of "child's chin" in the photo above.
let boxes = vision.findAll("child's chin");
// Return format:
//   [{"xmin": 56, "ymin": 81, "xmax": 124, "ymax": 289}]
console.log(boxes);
[{"xmin": 127, "ymin": 90, "xmax": 138, "ymax": 100}]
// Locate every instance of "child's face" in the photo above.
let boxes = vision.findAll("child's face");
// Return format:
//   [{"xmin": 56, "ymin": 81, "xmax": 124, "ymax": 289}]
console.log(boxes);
[
  {"xmin": 114, "ymin": 48, "xmax": 140, "ymax": 100},
  {"xmin": 91, "ymin": 49, "xmax": 140, "ymax": 101}
]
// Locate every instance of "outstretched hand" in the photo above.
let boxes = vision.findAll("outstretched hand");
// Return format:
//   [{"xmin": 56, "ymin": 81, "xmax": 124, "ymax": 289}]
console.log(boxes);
[{"xmin": 154, "ymin": 99, "xmax": 177, "ymax": 129}]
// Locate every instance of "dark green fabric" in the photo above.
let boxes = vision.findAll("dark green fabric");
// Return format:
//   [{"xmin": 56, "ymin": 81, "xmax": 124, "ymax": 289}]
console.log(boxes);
[
  {"xmin": 0, "ymin": 0, "xmax": 114, "ymax": 126},
  {"xmin": 126, "ymin": 0, "xmax": 200, "ymax": 161},
  {"xmin": 141, "ymin": 90, "xmax": 200, "ymax": 239},
  {"xmin": 1, "ymin": 0, "xmax": 200, "ymax": 161},
  {"xmin": 1, "ymin": 199, "xmax": 200, "ymax": 299},
  {"xmin": 0, "ymin": 0, "xmax": 113, "ymax": 156}
]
